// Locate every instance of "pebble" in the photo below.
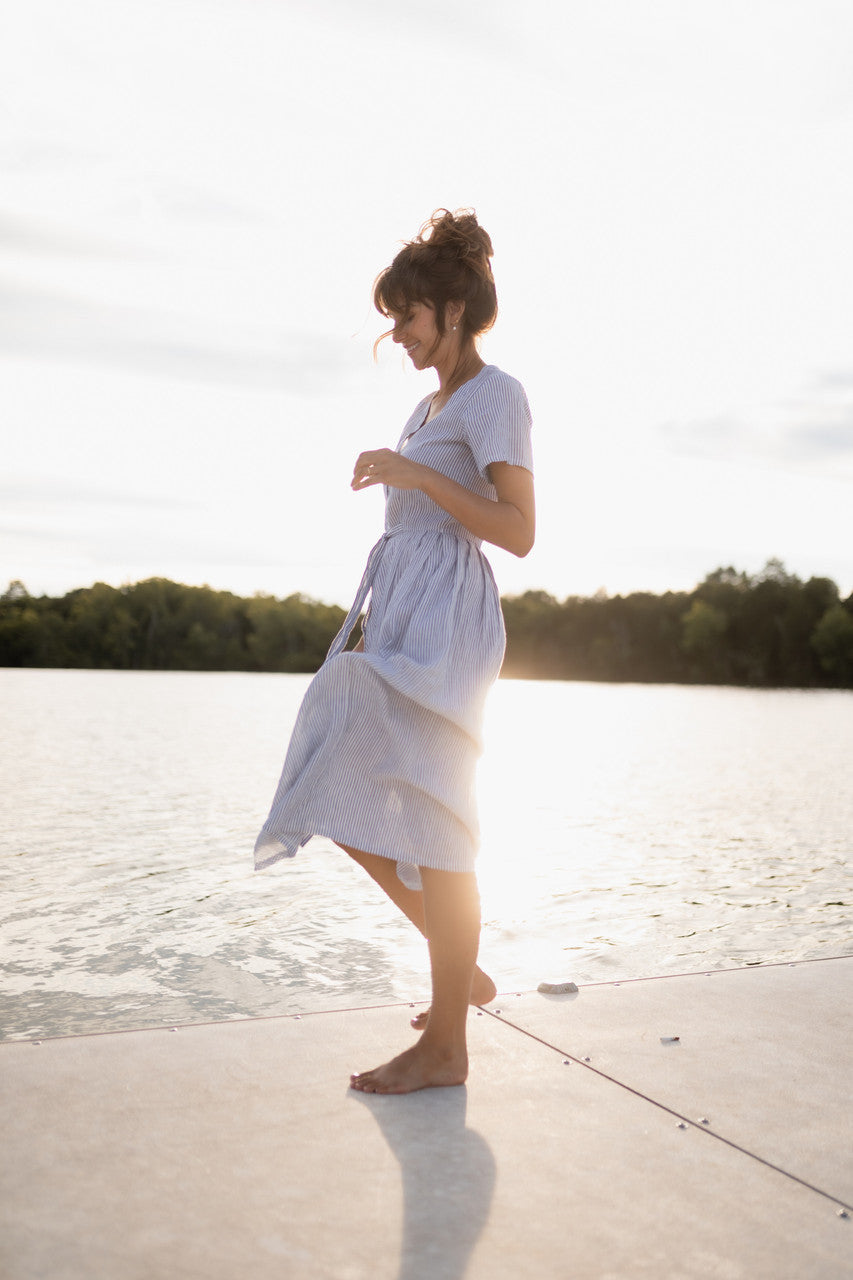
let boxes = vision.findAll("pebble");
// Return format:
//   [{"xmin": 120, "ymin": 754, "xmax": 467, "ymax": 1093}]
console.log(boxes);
[{"xmin": 537, "ymin": 981, "xmax": 579, "ymax": 995}]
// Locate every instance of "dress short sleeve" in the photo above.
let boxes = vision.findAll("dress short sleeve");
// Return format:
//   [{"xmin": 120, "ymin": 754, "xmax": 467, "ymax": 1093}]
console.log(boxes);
[{"xmin": 462, "ymin": 369, "xmax": 534, "ymax": 481}]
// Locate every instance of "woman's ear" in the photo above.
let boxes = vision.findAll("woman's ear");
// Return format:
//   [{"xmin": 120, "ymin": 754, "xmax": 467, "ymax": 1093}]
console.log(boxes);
[{"xmin": 447, "ymin": 300, "xmax": 466, "ymax": 330}]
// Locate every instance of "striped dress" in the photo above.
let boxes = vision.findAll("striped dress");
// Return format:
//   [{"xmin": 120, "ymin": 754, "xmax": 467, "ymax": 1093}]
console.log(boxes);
[{"xmin": 254, "ymin": 364, "xmax": 533, "ymax": 890}]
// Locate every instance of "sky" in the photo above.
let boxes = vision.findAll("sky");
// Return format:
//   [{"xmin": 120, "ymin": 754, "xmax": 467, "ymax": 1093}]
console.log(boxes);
[{"xmin": 2, "ymin": 0, "xmax": 852, "ymax": 608}]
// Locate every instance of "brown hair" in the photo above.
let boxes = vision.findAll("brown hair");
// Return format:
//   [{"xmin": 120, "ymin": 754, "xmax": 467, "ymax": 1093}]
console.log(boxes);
[{"xmin": 373, "ymin": 208, "xmax": 497, "ymax": 349}]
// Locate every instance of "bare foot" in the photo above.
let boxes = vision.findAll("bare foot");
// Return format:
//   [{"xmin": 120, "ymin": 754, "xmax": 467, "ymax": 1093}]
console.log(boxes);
[
  {"xmin": 350, "ymin": 1041, "xmax": 468, "ymax": 1094},
  {"xmin": 410, "ymin": 966, "xmax": 497, "ymax": 1030}
]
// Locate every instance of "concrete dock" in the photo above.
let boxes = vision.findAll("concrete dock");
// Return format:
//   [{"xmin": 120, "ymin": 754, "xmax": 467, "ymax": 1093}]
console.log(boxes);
[{"xmin": 2, "ymin": 956, "xmax": 851, "ymax": 1279}]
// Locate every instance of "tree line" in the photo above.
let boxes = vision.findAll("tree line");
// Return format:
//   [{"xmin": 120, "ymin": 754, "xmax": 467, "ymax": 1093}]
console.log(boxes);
[
  {"xmin": 2, "ymin": 558, "xmax": 852, "ymax": 687},
  {"xmin": 0, "ymin": 578, "xmax": 345, "ymax": 674},
  {"xmin": 501, "ymin": 560, "xmax": 853, "ymax": 687}
]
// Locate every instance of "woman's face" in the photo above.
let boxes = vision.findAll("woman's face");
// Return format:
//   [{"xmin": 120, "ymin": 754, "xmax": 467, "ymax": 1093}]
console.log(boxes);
[{"xmin": 390, "ymin": 301, "xmax": 444, "ymax": 370}]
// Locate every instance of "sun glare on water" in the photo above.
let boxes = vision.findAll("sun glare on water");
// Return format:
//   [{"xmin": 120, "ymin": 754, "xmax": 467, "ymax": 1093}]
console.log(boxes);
[{"xmin": 475, "ymin": 680, "xmax": 614, "ymax": 972}]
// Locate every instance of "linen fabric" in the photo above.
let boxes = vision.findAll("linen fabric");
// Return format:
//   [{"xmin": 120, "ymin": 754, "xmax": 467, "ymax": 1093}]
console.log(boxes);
[{"xmin": 254, "ymin": 364, "xmax": 533, "ymax": 890}]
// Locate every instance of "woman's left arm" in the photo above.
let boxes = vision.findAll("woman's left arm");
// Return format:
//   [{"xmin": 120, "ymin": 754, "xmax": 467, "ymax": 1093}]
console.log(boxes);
[{"xmin": 352, "ymin": 450, "xmax": 535, "ymax": 558}]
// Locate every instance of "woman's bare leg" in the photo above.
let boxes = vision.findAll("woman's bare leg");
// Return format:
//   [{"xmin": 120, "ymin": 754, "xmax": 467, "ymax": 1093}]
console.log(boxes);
[
  {"xmin": 350, "ymin": 865, "xmax": 480, "ymax": 1093},
  {"xmin": 340, "ymin": 844, "xmax": 496, "ymax": 1022}
]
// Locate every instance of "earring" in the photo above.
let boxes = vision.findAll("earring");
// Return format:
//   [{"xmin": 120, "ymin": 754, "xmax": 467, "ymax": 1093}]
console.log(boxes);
[{"xmin": 452, "ymin": 325, "xmax": 457, "ymax": 331}]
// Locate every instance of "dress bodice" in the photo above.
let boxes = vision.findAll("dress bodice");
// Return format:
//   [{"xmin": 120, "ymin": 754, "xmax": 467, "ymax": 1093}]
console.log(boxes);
[{"xmin": 384, "ymin": 364, "xmax": 533, "ymax": 545}]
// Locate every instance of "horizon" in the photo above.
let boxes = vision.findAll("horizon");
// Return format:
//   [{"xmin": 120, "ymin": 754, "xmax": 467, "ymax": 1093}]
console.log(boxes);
[{"xmin": 5, "ymin": 553, "xmax": 849, "ymax": 610}]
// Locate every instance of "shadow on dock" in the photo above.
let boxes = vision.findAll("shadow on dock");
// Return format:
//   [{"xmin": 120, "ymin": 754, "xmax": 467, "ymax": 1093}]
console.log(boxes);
[{"xmin": 350, "ymin": 1085, "xmax": 495, "ymax": 1280}]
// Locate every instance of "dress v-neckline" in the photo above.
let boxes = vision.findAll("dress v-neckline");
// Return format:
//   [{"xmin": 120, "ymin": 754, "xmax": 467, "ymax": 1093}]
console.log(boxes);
[{"xmin": 402, "ymin": 365, "xmax": 490, "ymax": 446}]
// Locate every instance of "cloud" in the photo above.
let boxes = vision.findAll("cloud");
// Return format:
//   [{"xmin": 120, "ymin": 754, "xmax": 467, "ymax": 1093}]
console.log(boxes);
[
  {"xmin": 315, "ymin": 0, "xmax": 521, "ymax": 62},
  {"xmin": 0, "ymin": 186, "xmax": 270, "ymax": 259},
  {"xmin": 0, "ymin": 210, "xmax": 131, "ymax": 260},
  {"xmin": 660, "ymin": 372, "xmax": 853, "ymax": 477},
  {"xmin": 815, "ymin": 369, "xmax": 853, "ymax": 392},
  {"xmin": 0, "ymin": 280, "xmax": 362, "ymax": 392},
  {"xmin": 0, "ymin": 479, "xmax": 196, "ymax": 511}
]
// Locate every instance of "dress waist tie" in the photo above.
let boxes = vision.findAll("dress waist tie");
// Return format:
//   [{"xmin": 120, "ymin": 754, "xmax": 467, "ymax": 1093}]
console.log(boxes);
[{"xmin": 325, "ymin": 533, "xmax": 391, "ymax": 661}]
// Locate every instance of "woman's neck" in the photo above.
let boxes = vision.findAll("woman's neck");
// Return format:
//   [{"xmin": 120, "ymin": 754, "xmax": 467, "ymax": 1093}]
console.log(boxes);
[{"xmin": 434, "ymin": 344, "xmax": 485, "ymax": 402}]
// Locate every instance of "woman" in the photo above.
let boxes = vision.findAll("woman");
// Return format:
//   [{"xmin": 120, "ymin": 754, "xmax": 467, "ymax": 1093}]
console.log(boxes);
[{"xmin": 255, "ymin": 209, "xmax": 535, "ymax": 1094}]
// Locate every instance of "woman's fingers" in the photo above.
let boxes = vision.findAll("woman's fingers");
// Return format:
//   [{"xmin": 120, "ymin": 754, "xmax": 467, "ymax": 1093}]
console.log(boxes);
[
  {"xmin": 351, "ymin": 448, "xmax": 411, "ymax": 491},
  {"xmin": 351, "ymin": 452, "xmax": 382, "ymax": 490},
  {"xmin": 351, "ymin": 448, "xmax": 424, "ymax": 493}
]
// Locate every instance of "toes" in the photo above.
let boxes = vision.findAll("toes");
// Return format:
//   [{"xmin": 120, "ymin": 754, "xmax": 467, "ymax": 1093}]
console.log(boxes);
[
  {"xmin": 350, "ymin": 1069, "xmax": 381, "ymax": 1092},
  {"xmin": 351, "ymin": 1077, "xmax": 384, "ymax": 1093},
  {"xmin": 350, "ymin": 1064, "xmax": 397, "ymax": 1093}
]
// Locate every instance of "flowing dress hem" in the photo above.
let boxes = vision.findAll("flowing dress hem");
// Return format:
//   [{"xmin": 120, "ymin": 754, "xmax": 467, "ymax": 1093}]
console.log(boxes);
[{"xmin": 253, "ymin": 819, "xmax": 476, "ymax": 886}]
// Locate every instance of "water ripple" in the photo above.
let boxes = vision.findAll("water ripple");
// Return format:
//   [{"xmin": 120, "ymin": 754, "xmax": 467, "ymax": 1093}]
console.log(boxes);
[{"xmin": 1, "ymin": 670, "xmax": 851, "ymax": 1039}]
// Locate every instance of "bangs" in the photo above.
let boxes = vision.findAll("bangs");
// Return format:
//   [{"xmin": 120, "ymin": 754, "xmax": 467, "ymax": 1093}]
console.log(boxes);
[{"xmin": 373, "ymin": 259, "xmax": 434, "ymax": 318}]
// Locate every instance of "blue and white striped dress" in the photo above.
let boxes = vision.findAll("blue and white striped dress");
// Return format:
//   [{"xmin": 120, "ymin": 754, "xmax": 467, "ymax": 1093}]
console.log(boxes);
[{"xmin": 254, "ymin": 364, "xmax": 533, "ymax": 890}]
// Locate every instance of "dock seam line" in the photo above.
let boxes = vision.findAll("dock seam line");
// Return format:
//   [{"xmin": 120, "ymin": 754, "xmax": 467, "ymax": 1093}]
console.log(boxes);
[{"xmin": 485, "ymin": 1010, "xmax": 853, "ymax": 1215}]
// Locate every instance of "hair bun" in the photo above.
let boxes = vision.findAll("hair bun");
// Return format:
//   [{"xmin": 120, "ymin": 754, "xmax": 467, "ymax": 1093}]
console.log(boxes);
[{"xmin": 417, "ymin": 209, "xmax": 494, "ymax": 277}]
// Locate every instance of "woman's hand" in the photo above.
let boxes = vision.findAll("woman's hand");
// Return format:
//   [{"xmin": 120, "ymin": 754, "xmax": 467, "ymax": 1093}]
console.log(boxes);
[
  {"xmin": 351, "ymin": 449, "xmax": 426, "ymax": 492},
  {"xmin": 351, "ymin": 447, "xmax": 535, "ymax": 558}
]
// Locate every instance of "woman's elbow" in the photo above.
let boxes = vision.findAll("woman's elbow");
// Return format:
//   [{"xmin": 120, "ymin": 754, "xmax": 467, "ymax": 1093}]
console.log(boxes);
[
  {"xmin": 493, "ymin": 499, "xmax": 535, "ymax": 556},
  {"xmin": 510, "ymin": 529, "xmax": 535, "ymax": 558}
]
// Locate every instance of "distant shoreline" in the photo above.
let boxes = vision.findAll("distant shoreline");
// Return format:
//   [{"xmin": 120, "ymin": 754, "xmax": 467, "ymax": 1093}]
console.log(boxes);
[{"xmin": 2, "ymin": 560, "xmax": 852, "ymax": 689}]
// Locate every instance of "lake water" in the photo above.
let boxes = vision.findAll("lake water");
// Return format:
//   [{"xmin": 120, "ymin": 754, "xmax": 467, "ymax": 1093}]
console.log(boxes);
[{"xmin": 1, "ymin": 668, "xmax": 851, "ymax": 1041}]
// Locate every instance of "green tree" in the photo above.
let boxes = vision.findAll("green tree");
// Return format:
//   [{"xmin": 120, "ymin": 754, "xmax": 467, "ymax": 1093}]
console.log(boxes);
[
  {"xmin": 501, "ymin": 590, "xmax": 563, "ymax": 678},
  {"xmin": 811, "ymin": 604, "xmax": 853, "ymax": 683},
  {"xmin": 682, "ymin": 599, "xmax": 728, "ymax": 654},
  {"xmin": 246, "ymin": 593, "xmax": 345, "ymax": 672},
  {"xmin": 0, "ymin": 601, "xmax": 40, "ymax": 664},
  {"xmin": 681, "ymin": 599, "xmax": 729, "ymax": 680}
]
